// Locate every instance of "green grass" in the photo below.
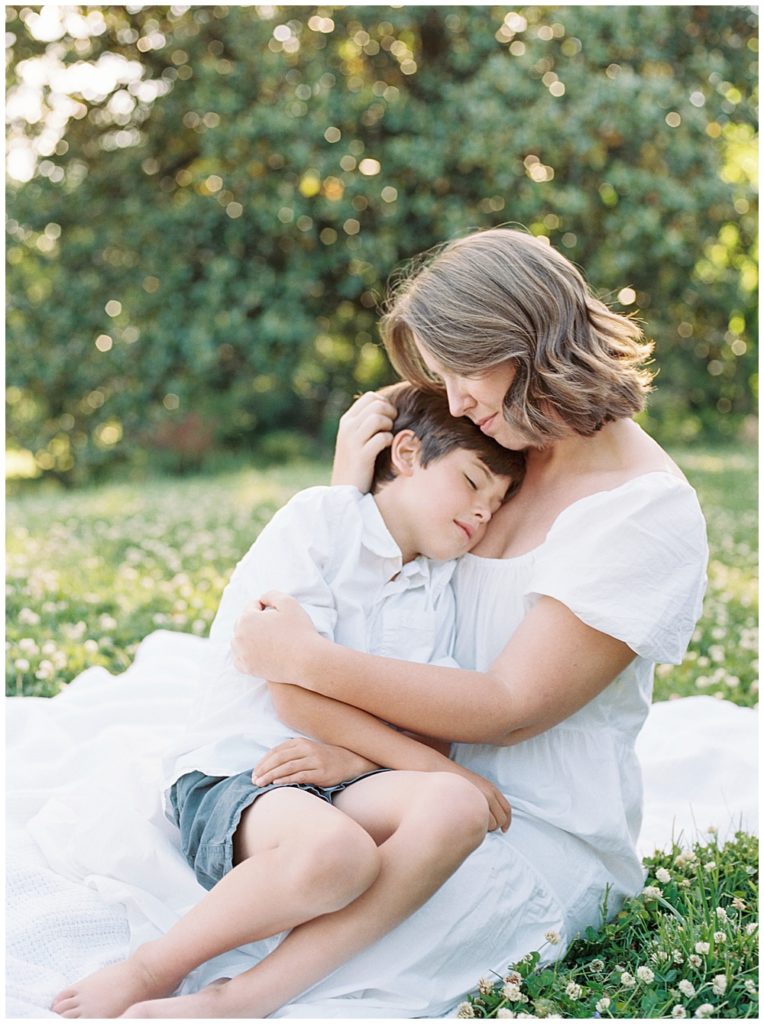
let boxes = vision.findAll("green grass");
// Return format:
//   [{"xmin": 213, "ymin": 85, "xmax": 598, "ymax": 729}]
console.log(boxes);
[
  {"xmin": 7, "ymin": 445, "xmax": 757, "ymax": 706},
  {"xmin": 6, "ymin": 445, "xmax": 758, "ymax": 1017},
  {"xmin": 460, "ymin": 831, "xmax": 758, "ymax": 1019}
]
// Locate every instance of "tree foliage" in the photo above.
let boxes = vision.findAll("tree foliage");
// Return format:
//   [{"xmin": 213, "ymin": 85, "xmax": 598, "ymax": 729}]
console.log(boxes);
[{"xmin": 6, "ymin": 5, "xmax": 758, "ymax": 482}]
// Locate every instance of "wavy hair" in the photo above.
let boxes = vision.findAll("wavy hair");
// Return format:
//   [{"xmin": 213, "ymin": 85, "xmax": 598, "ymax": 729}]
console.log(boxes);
[{"xmin": 380, "ymin": 228, "xmax": 654, "ymax": 445}]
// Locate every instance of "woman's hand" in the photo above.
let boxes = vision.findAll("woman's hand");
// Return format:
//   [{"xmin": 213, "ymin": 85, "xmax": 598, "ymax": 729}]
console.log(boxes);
[
  {"xmin": 331, "ymin": 390, "xmax": 397, "ymax": 492},
  {"xmin": 232, "ymin": 591, "xmax": 323, "ymax": 682},
  {"xmin": 252, "ymin": 738, "xmax": 379, "ymax": 788}
]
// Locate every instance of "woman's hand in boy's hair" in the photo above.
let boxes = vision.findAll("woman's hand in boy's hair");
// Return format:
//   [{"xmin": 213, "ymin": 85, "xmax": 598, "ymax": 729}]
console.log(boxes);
[
  {"xmin": 252, "ymin": 738, "xmax": 379, "ymax": 789},
  {"xmin": 331, "ymin": 390, "xmax": 396, "ymax": 492}
]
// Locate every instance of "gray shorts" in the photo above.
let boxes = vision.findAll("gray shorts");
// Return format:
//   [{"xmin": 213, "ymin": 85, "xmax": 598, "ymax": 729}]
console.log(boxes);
[{"xmin": 170, "ymin": 768, "xmax": 387, "ymax": 891}]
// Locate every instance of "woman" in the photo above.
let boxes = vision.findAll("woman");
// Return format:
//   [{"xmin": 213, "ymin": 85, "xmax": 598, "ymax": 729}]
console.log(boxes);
[{"xmin": 165, "ymin": 228, "xmax": 710, "ymax": 1018}]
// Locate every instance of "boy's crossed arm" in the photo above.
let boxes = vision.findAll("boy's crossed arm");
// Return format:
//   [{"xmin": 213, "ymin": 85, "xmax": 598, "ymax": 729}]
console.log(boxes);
[{"xmin": 257, "ymin": 682, "xmax": 510, "ymax": 832}]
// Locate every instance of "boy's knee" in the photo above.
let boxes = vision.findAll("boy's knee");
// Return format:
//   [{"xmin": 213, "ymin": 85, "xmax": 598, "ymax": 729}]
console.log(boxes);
[
  {"xmin": 291, "ymin": 818, "xmax": 381, "ymax": 913},
  {"xmin": 419, "ymin": 773, "xmax": 490, "ymax": 847}
]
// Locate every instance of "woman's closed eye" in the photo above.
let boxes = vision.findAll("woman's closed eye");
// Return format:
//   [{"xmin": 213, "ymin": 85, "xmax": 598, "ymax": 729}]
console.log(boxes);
[{"xmin": 464, "ymin": 475, "xmax": 477, "ymax": 491}]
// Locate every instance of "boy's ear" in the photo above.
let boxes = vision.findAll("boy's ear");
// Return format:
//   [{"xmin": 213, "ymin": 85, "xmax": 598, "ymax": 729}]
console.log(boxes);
[{"xmin": 389, "ymin": 429, "xmax": 421, "ymax": 477}]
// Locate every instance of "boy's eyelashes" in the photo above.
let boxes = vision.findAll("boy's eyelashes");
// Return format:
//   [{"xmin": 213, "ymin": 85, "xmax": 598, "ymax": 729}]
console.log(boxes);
[{"xmin": 464, "ymin": 474, "xmax": 477, "ymax": 491}]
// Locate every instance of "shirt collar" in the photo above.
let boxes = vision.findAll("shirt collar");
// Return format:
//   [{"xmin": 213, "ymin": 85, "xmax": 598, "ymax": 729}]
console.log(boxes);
[
  {"xmin": 359, "ymin": 494, "xmax": 457, "ymax": 597},
  {"xmin": 359, "ymin": 493, "xmax": 404, "ymax": 561}
]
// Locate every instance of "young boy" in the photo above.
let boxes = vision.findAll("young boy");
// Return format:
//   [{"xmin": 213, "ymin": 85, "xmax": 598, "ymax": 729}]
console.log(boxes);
[{"xmin": 52, "ymin": 384, "xmax": 524, "ymax": 1020}]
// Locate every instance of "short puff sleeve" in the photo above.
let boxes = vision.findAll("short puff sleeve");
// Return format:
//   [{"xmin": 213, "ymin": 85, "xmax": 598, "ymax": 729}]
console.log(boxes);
[{"xmin": 527, "ymin": 473, "xmax": 708, "ymax": 664}]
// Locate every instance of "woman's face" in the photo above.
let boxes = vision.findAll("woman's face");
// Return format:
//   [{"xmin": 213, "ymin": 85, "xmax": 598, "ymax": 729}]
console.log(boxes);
[{"xmin": 415, "ymin": 342, "xmax": 530, "ymax": 451}]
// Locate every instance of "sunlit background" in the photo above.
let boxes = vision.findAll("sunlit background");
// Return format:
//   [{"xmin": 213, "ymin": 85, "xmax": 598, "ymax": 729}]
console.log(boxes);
[{"xmin": 6, "ymin": 4, "xmax": 758, "ymax": 485}]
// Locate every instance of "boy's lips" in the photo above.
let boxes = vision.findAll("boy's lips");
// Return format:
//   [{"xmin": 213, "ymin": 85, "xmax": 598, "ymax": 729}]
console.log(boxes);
[{"xmin": 455, "ymin": 520, "xmax": 474, "ymax": 540}]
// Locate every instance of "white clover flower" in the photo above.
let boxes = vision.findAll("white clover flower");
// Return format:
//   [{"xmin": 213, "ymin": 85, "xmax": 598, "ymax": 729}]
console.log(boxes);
[
  {"xmin": 14, "ymin": 658, "xmax": 30, "ymax": 672},
  {"xmin": 688, "ymin": 955, "xmax": 702, "ymax": 968},
  {"xmin": 496, "ymin": 1011, "xmax": 515, "ymax": 1020},
  {"xmin": 679, "ymin": 878, "xmax": 692, "ymax": 889},
  {"xmin": 637, "ymin": 966, "xmax": 655, "ymax": 984},
  {"xmin": 694, "ymin": 1004, "xmax": 714, "ymax": 1018},
  {"xmin": 713, "ymin": 931, "xmax": 726, "ymax": 943},
  {"xmin": 745, "ymin": 922, "xmax": 758, "ymax": 936},
  {"xmin": 19, "ymin": 608, "xmax": 40, "ymax": 625},
  {"xmin": 732, "ymin": 897, "xmax": 747, "ymax": 910},
  {"xmin": 504, "ymin": 972, "xmax": 523, "ymax": 986},
  {"xmin": 455, "ymin": 1001, "xmax": 475, "ymax": 1018},
  {"xmin": 703, "ymin": 861, "xmax": 716, "ymax": 871},
  {"xmin": 642, "ymin": 885, "xmax": 662, "ymax": 900},
  {"xmin": 673, "ymin": 950, "xmax": 685, "ymax": 964},
  {"xmin": 18, "ymin": 637, "xmax": 38, "ymax": 653},
  {"xmin": 716, "ymin": 906, "xmax": 729, "ymax": 923},
  {"xmin": 712, "ymin": 975, "xmax": 727, "ymax": 996},
  {"xmin": 672, "ymin": 1007, "xmax": 687, "ymax": 1019},
  {"xmin": 84, "ymin": 638, "xmax": 99, "ymax": 654},
  {"xmin": 595, "ymin": 997, "xmax": 611, "ymax": 1012},
  {"xmin": 620, "ymin": 971, "xmax": 636, "ymax": 988},
  {"xmin": 544, "ymin": 930, "xmax": 560, "ymax": 945},
  {"xmin": 478, "ymin": 977, "xmax": 494, "ymax": 996},
  {"xmin": 694, "ymin": 941, "xmax": 710, "ymax": 955},
  {"xmin": 656, "ymin": 867, "xmax": 671, "ymax": 884},
  {"xmin": 565, "ymin": 982, "xmax": 582, "ymax": 1000},
  {"xmin": 589, "ymin": 959, "xmax": 605, "ymax": 973},
  {"xmin": 706, "ymin": 824, "xmax": 718, "ymax": 834},
  {"xmin": 744, "ymin": 979, "xmax": 757, "ymax": 995},
  {"xmin": 502, "ymin": 983, "xmax": 523, "ymax": 1002},
  {"xmin": 678, "ymin": 980, "xmax": 696, "ymax": 998}
]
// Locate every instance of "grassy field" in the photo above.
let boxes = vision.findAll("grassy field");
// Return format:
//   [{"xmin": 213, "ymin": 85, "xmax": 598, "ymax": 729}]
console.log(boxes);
[
  {"xmin": 6, "ymin": 445, "xmax": 757, "ymax": 706},
  {"xmin": 6, "ymin": 445, "xmax": 758, "ymax": 1017}
]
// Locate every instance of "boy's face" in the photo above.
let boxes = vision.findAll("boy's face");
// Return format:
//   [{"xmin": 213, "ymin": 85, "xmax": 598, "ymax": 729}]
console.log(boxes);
[{"xmin": 403, "ymin": 447, "xmax": 510, "ymax": 561}]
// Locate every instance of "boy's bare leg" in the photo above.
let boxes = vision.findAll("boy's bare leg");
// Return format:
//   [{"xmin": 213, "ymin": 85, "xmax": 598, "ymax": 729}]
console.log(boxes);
[
  {"xmin": 51, "ymin": 788, "xmax": 380, "ymax": 1019},
  {"xmin": 121, "ymin": 771, "xmax": 489, "ymax": 1019}
]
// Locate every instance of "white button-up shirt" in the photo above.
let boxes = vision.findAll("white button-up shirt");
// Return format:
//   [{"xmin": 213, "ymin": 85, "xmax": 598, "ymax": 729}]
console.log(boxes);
[{"xmin": 163, "ymin": 486, "xmax": 456, "ymax": 807}]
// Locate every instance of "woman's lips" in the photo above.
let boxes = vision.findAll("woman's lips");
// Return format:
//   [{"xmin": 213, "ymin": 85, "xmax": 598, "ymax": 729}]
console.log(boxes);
[{"xmin": 477, "ymin": 413, "xmax": 497, "ymax": 433}]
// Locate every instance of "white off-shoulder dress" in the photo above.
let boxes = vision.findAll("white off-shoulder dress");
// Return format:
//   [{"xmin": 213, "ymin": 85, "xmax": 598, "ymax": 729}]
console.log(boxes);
[{"xmin": 269, "ymin": 471, "xmax": 709, "ymax": 1018}]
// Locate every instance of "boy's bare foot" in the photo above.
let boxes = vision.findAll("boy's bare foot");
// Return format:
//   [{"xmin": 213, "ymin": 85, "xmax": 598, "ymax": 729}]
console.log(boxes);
[
  {"xmin": 51, "ymin": 948, "xmax": 182, "ymax": 1019},
  {"xmin": 121, "ymin": 979, "xmax": 232, "ymax": 1018}
]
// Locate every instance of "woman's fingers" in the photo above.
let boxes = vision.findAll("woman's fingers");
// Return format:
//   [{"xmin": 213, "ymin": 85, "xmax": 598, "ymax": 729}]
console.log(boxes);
[
  {"xmin": 332, "ymin": 391, "xmax": 396, "ymax": 490},
  {"xmin": 341, "ymin": 391, "xmax": 396, "ymax": 426}
]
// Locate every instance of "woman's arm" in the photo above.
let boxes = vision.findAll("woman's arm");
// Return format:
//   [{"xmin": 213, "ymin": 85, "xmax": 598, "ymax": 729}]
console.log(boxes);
[{"xmin": 233, "ymin": 592, "xmax": 635, "ymax": 745}]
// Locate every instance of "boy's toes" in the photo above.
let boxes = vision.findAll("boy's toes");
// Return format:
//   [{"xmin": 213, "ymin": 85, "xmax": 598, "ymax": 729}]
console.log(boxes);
[{"xmin": 51, "ymin": 989, "xmax": 74, "ymax": 1011}]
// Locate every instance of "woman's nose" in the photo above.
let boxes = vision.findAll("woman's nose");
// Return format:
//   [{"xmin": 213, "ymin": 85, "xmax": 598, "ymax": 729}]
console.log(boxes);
[{"xmin": 445, "ymin": 378, "xmax": 474, "ymax": 417}]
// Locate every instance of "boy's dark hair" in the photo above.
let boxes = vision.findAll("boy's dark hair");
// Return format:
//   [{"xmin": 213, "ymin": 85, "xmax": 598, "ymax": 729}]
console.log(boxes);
[{"xmin": 371, "ymin": 382, "xmax": 525, "ymax": 496}]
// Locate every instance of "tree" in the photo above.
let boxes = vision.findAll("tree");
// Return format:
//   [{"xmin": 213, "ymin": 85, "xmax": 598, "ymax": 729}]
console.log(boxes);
[{"xmin": 6, "ymin": 5, "xmax": 757, "ymax": 482}]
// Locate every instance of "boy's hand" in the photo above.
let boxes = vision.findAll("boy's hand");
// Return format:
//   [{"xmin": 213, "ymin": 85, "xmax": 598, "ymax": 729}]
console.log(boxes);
[
  {"xmin": 252, "ymin": 738, "xmax": 379, "ymax": 789},
  {"xmin": 331, "ymin": 391, "xmax": 396, "ymax": 492},
  {"xmin": 452, "ymin": 766, "xmax": 512, "ymax": 833}
]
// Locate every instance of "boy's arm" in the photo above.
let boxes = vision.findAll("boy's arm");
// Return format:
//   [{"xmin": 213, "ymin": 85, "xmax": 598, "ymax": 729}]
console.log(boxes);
[{"xmin": 264, "ymin": 682, "xmax": 510, "ymax": 831}]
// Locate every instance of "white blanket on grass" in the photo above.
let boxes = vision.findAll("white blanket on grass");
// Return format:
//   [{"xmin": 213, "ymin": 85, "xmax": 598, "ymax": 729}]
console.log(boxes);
[{"xmin": 6, "ymin": 630, "xmax": 758, "ymax": 1019}]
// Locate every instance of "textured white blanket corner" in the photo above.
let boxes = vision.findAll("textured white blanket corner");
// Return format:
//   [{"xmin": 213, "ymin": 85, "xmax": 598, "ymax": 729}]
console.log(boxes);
[{"xmin": 6, "ymin": 631, "xmax": 758, "ymax": 1018}]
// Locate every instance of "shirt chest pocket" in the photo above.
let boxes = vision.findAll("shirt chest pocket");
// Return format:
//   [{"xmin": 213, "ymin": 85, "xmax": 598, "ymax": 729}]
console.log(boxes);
[{"xmin": 375, "ymin": 606, "xmax": 441, "ymax": 664}]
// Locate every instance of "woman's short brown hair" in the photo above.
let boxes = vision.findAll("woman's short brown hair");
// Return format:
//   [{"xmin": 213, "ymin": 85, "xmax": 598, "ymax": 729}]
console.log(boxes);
[
  {"xmin": 371, "ymin": 382, "xmax": 525, "ymax": 495},
  {"xmin": 380, "ymin": 228, "xmax": 654, "ymax": 446}
]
